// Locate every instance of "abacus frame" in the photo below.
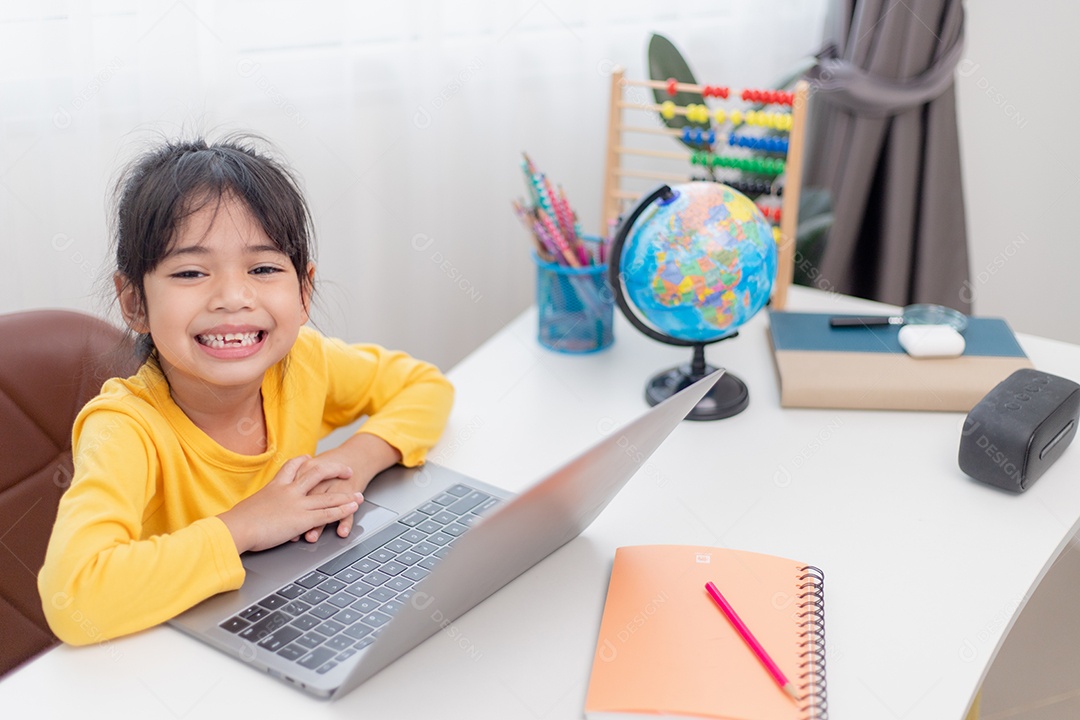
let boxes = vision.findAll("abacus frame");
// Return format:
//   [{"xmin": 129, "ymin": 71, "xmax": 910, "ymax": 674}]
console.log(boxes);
[{"xmin": 601, "ymin": 68, "xmax": 810, "ymax": 309}]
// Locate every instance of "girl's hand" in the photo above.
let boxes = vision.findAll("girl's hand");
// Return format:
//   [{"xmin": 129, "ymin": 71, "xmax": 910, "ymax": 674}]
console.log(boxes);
[
  {"xmin": 301, "ymin": 475, "xmax": 369, "ymax": 543},
  {"xmin": 300, "ymin": 433, "xmax": 403, "ymax": 542},
  {"xmin": 219, "ymin": 455, "xmax": 359, "ymax": 553}
]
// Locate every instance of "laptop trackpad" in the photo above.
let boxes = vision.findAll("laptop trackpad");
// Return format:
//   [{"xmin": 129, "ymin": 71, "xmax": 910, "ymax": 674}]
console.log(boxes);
[{"xmin": 241, "ymin": 501, "xmax": 398, "ymax": 577}]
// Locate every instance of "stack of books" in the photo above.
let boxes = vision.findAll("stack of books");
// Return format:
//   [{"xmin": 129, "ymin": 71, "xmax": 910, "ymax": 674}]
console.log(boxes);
[{"xmin": 767, "ymin": 310, "xmax": 1033, "ymax": 411}]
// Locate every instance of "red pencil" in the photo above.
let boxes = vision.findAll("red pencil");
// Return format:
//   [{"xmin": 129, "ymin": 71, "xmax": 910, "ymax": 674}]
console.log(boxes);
[{"xmin": 704, "ymin": 581, "xmax": 800, "ymax": 703}]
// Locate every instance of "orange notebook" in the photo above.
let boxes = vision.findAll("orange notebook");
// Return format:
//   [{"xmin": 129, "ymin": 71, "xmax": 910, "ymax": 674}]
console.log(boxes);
[{"xmin": 584, "ymin": 545, "xmax": 827, "ymax": 720}]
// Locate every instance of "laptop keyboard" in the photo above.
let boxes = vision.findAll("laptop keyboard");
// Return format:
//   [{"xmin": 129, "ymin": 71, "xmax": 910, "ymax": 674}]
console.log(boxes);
[{"xmin": 218, "ymin": 482, "xmax": 500, "ymax": 675}]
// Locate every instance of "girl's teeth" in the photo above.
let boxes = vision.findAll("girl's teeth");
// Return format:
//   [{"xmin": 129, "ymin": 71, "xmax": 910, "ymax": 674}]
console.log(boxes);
[{"xmin": 198, "ymin": 331, "xmax": 261, "ymax": 349}]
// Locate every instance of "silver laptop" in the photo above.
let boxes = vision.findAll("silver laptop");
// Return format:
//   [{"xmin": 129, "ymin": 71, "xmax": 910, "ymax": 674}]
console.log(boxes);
[{"xmin": 170, "ymin": 370, "xmax": 722, "ymax": 699}]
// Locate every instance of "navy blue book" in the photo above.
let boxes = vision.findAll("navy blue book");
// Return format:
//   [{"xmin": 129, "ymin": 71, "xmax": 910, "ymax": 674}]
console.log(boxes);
[{"xmin": 768, "ymin": 311, "xmax": 1032, "ymax": 411}]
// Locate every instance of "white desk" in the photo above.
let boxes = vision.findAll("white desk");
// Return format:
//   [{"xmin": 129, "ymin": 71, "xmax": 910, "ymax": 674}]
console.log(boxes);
[{"xmin": 4, "ymin": 286, "xmax": 1080, "ymax": 719}]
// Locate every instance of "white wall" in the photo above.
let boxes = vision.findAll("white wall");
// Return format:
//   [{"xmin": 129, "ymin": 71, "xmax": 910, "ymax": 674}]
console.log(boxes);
[
  {"xmin": 11, "ymin": 2, "xmax": 1062, "ymax": 368},
  {"xmin": 0, "ymin": 1, "xmax": 828, "ymax": 372},
  {"xmin": 956, "ymin": 0, "xmax": 1080, "ymax": 344}
]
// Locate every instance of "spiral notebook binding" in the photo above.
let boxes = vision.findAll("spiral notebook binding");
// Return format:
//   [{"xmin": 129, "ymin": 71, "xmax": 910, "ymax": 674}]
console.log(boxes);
[{"xmin": 795, "ymin": 565, "xmax": 828, "ymax": 720}]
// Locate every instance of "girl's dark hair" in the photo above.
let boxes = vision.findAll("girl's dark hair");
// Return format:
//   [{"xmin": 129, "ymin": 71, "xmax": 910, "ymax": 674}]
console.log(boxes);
[{"xmin": 112, "ymin": 133, "xmax": 315, "ymax": 359}]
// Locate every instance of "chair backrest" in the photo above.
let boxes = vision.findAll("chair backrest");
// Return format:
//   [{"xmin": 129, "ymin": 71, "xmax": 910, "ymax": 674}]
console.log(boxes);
[{"xmin": 0, "ymin": 309, "xmax": 138, "ymax": 677}]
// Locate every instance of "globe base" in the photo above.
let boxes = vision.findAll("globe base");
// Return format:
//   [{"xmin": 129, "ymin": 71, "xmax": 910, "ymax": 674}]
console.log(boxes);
[{"xmin": 645, "ymin": 363, "xmax": 749, "ymax": 420}]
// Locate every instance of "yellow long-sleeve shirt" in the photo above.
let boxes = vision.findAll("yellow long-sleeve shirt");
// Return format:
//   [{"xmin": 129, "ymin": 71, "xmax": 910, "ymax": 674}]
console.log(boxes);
[{"xmin": 38, "ymin": 327, "xmax": 453, "ymax": 645}]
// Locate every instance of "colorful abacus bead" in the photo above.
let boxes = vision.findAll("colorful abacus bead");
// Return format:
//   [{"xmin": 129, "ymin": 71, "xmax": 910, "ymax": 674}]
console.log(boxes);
[
  {"xmin": 666, "ymin": 78, "xmax": 679, "ymax": 96},
  {"xmin": 756, "ymin": 205, "xmax": 782, "ymax": 223},
  {"xmin": 683, "ymin": 127, "xmax": 716, "ymax": 145},
  {"xmin": 764, "ymin": 137, "xmax": 776, "ymax": 152},
  {"xmin": 661, "ymin": 101, "xmax": 676, "ymax": 120},
  {"xmin": 757, "ymin": 158, "xmax": 776, "ymax": 175},
  {"xmin": 689, "ymin": 152, "xmax": 785, "ymax": 176},
  {"xmin": 730, "ymin": 88, "xmax": 795, "ymax": 107}
]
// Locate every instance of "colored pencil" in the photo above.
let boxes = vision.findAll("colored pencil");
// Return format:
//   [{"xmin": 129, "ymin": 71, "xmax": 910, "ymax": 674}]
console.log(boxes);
[
  {"xmin": 705, "ymin": 581, "xmax": 800, "ymax": 703},
  {"xmin": 515, "ymin": 152, "xmax": 599, "ymax": 268}
]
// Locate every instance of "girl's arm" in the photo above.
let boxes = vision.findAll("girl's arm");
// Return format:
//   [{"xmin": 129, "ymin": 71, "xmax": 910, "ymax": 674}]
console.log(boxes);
[
  {"xmin": 38, "ymin": 413, "xmax": 245, "ymax": 645},
  {"xmin": 37, "ymin": 411, "xmax": 362, "ymax": 644},
  {"xmin": 318, "ymin": 336, "xmax": 454, "ymax": 468},
  {"xmin": 297, "ymin": 335, "xmax": 454, "ymax": 541}
]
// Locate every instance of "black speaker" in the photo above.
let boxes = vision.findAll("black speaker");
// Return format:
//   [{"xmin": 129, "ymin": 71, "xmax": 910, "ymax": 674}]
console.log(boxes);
[{"xmin": 959, "ymin": 369, "xmax": 1079, "ymax": 492}]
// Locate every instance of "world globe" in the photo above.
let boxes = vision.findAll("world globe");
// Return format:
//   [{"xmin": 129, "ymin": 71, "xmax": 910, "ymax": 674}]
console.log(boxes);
[{"xmin": 608, "ymin": 182, "xmax": 778, "ymax": 420}]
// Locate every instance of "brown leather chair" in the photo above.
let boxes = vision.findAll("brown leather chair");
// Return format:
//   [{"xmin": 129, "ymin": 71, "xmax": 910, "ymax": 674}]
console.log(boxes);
[{"xmin": 0, "ymin": 310, "xmax": 138, "ymax": 678}]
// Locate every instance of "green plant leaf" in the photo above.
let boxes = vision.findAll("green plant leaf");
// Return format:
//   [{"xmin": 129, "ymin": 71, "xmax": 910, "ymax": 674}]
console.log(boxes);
[
  {"xmin": 793, "ymin": 187, "xmax": 834, "ymax": 287},
  {"xmin": 770, "ymin": 55, "xmax": 819, "ymax": 92},
  {"xmin": 647, "ymin": 33, "xmax": 711, "ymax": 151}
]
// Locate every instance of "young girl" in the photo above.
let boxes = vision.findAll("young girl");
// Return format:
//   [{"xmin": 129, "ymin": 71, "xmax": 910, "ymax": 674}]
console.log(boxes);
[{"xmin": 38, "ymin": 135, "xmax": 454, "ymax": 645}]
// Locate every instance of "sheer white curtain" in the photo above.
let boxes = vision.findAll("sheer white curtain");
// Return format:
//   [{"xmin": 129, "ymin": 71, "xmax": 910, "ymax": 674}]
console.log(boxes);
[{"xmin": 0, "ymin": 0, "xmax": 827, "ymax": 369}]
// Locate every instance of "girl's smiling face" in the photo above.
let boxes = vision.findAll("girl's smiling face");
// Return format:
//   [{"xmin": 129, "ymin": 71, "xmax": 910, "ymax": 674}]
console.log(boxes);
[{"xmin": 119, "ymin": 193, "xmax": 313, "ymax": 398}]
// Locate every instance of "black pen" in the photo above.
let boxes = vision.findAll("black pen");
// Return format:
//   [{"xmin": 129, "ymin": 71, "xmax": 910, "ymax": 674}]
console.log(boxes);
[{"xmin": 829, "ymin": 315, "xmax": 904, "ymax": 328}]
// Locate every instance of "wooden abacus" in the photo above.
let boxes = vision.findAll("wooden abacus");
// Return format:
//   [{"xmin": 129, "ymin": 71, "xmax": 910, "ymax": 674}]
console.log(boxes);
[{"xmin": 601, "ymin": 68, "xmax": 809, "ymax": 309}]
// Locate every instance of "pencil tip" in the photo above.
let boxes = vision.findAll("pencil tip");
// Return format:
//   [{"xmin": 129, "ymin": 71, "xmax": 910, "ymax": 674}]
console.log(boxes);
[{"xmin": 783, "ymin": 683, "xmax": 800, "ymax": 703}]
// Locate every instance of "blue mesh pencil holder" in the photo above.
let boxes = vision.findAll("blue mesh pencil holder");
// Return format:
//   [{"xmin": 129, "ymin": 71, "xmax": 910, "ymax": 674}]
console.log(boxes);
[{"xmin": 534, "ymin": 252, "xmax": 614, "ymax": 353}]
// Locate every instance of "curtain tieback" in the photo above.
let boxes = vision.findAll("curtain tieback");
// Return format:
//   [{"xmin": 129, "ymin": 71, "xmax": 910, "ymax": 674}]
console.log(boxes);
[{"xmin": 805, "ymin": 24, "xmax": 965, "ymax": 117}]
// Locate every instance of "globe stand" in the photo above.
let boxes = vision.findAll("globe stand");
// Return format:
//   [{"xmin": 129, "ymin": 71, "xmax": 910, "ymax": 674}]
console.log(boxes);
[
  {"xmin": 608, "ymin": 183, "xmax": 763, "ymax": 421},
  {"xmin": 644, "ymin": 342, "xmax": 748, "ymax": 420}
]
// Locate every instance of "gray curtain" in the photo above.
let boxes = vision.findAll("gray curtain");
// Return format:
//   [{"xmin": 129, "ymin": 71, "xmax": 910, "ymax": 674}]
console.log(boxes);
[{"xmin": 804, "ymin": 0, "xmax": 970, "ymax": 313}]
